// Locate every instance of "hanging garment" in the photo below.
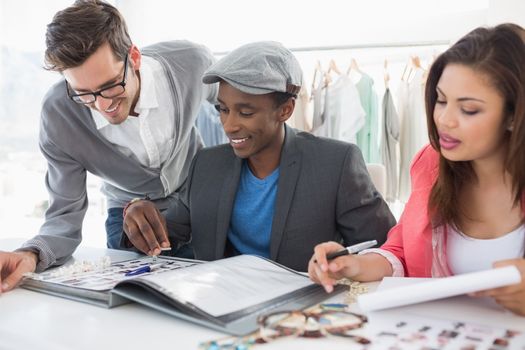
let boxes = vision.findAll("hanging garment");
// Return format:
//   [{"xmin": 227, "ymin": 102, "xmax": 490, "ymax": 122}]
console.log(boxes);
[
  {"xmin": 287, "ymin": 85, "xmax": 312, "ymax": 132},
  {"xmin": 398, "ymin": 68, "xmax": 427, "ymax": 202},
  {"xmin": 310, "ymin": 76, "xmax": 327, "ymax": 135},
  {"xmin": 314, "ymin": 75, "xmax": 365, "ymax": 143},
  {"xmin": 380, "ymin": 87, "xmax": 400, "ymax": 202},
  {"xmin": 195, "ymin": 101, "xmax": 228, "ymax": 147},
  {"xmin": 355, "ymin": 73, "xmax": 379, "ymax": 163}
]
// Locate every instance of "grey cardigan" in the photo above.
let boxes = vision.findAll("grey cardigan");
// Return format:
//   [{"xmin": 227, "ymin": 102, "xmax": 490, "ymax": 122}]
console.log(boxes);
[
  {"xmin": 20, "ymin": 41, "xmax": 217, "ymax": 271},
  {"xmin": 164, "ymin": 125, "xmax": 396, "ymax": 272}
]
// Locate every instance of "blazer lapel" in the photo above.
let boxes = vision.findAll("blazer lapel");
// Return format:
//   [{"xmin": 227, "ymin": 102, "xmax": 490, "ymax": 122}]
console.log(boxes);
[
  {"xmin": 270, "ymin": 125, "xmax": 302, "ymax": 260},
  {"xmin": 215, "ymin": 154, "xmax": 242, "ymax": 259}
]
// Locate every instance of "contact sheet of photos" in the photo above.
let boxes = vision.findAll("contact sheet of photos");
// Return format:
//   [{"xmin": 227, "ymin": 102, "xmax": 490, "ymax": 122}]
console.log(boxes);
[
  {"xmin": 367, "ymin": 314, "xmax": 524, "ymax": 350},
  {"xmin": 33, "ymin": 257, "xmax": 196, "ymax": 291}
]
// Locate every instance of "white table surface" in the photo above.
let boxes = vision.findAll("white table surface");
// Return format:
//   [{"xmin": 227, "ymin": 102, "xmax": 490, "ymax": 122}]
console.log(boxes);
[{"xmin": 2, "ymin": 238, "xmax": 525, "ymax": 350}]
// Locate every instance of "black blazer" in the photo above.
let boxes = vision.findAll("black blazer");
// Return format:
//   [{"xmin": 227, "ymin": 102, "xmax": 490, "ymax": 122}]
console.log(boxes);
[{"xmin": 165, "ymin": 125, "xmax": 396, "ymax": 271}]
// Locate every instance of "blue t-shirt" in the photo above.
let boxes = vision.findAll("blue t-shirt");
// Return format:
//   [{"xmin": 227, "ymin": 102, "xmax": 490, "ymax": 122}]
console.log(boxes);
[{"xmin": 227, "ymin": 161, "xmax": 279, "ymax": 258}]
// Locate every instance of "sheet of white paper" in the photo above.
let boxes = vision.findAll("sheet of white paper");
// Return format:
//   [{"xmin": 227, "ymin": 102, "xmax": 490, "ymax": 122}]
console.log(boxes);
[
  {"xmin": 358, "ymin": 266, "xmax": 521, "ymax": 312},
  {"xmin": 142, "ymin": 255, "xmax": 313, "ymax": 317}
]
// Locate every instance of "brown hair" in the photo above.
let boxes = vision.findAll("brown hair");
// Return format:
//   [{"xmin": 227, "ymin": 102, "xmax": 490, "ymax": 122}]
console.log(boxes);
[
  {"xmin": 44, "ymin": 0, "xmax": 132, "ymax": 71},
  {"xmin": 426, "ymin": 23, "xmax": 525, "ymax": 227}
]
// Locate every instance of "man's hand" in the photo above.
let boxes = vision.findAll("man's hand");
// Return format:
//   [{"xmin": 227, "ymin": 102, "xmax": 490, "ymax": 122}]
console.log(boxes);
[
  {"xmin": 123, "ymin": 200, "xmax": 170, "ymax": 255},
  {"xmin": 0, "ymin": 250, "xmax": 38, "ymax": 293}
]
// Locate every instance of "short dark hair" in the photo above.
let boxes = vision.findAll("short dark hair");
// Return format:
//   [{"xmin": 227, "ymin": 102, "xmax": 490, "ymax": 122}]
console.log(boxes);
[
  {"xmin": 426, "ymin": 23, "xmax": 525, "ymax": 227},
  {"xmin": 271, "ymin": 92, "xmax": 296, "ymax": 108},
  {"xmin": 44, "ymin": 0, "xmax": 132, "ymax": 71}
]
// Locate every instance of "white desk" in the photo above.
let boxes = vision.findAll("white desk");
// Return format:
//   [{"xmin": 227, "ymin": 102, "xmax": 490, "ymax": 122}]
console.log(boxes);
[{"xmin": 2, "ymin": 239, "xmax": 525, "ymax": 350}]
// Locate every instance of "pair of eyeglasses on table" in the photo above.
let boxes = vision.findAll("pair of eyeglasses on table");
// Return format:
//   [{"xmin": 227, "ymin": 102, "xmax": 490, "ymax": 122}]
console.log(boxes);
[{"xmin": 199, "ymin": 307, "xmax": 370, "ymax": 349}]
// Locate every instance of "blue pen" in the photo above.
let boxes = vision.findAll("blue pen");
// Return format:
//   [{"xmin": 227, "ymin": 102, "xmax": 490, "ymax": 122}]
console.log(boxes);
[
  {"xmin": 320, "ymin": 303, "xmax": 348, "ymax": 311},
  {"xmin": 125, "ymin": 263, "xmax": 164, "ymax": 277}
]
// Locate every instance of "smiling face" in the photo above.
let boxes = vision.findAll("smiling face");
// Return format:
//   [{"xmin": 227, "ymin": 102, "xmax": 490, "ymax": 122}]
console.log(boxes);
[
  {"xmin": 216, "ymin": 82, "xmax": 294, "ymax": 175},
  {"xmin": 63, "ymin": 42, "xmax": 141, "ymax": 125},
  {"xmin": 433, "ymin": 63, "xmax": 509, "ymax": 164}
]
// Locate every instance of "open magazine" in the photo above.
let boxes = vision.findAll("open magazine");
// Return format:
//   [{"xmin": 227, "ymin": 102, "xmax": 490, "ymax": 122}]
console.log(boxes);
[{"xmin": 22, "ymin": 255, "xmax": 340, "ymax": 335}]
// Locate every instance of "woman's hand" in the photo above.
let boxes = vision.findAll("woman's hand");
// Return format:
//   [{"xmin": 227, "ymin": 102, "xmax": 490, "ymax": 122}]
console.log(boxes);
[
  {"xmin": 307, "ymin": 241, "xmax": 361, "ymax": 293},
  {"xmin": 471, "ymin": 259, "xmax": 525, "ymax": 316}
]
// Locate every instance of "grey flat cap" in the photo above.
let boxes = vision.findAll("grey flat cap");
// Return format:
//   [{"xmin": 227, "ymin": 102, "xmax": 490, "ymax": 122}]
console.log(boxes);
[{"xmin": 203, "ymin": 41, "xmax": 302, "ymax": 96}]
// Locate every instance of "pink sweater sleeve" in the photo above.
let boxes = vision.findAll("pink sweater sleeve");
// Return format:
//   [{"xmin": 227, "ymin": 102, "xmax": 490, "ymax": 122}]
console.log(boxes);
[{"xmin": 374, "ymin": 144, "xmax": 439, "ymax": 276}]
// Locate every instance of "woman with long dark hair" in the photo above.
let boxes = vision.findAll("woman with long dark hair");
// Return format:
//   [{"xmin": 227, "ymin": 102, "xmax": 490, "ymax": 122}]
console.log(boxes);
[{"xmin": 309, "ymin": 23, "xmax": 525, "ymax": 316}]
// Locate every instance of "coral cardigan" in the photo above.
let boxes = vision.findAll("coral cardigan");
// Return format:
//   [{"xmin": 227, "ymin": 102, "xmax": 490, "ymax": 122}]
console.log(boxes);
[
  {"xmin": 375, "ymin": 144, "xmax": 525, "ymax": 277},
  {"xmin": 378, "ymin": 144, "xmax": 444, "ymax": 277}
]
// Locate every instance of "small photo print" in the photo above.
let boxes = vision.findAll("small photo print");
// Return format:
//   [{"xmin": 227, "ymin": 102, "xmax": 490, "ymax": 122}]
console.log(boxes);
[
  {"xmin": 492, "ymin": 337, "xmax": 509, "ymax": 347},
  {"xmin": 504, "ymin": 330, "xmax": 520, "ymax": 338},
  {"xmin": 439, "ymin": 330, "xmax": 459, "ymax": 339},
  {"xmin": 465, "ymin": 336, "xmax": 482, "ymax": 342},
  {"xmin": 367, "ymin": 315, "xmax": 525, "ymax": 350},
  {"xmin": 453, "ymin": 322, "xmax": 465, "ymax": 330},
  {"xmin": 459, "ymin": 345, "xmax": 476, "ymax": 350},
  {"xmin": 378, "ymin": 331, "xmax": 399, "ymax": 337}
]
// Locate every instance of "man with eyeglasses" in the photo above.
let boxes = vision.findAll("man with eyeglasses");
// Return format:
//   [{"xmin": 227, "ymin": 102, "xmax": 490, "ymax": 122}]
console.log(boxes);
[
  {"xmin": 0, "ymin": 0, "xmax": 217, "ymax": 292},
  {"xmin": 65, "ymin": 53, "xmax": 130, "ymax": 105}
]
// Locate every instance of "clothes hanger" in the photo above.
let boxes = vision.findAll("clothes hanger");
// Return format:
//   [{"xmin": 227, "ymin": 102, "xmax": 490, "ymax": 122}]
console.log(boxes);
[
  {"xmin": 346, "ymin": 58, "xmax": 362, "ymax": 75},
  {"xmin": 403, "ymin": 55, "xmax": 419, "ymax": 82},
  {"xmin": 323, "ymin": 69, "xmax": 333, "ymax": 87},
  {"xmin": 411, "ymin": 55, "xmax": 422, "ymax": 69},
  {"xmin": 346, "ymin": 57, "xmax": 363, "ymax": 83},
  {"xmin": 410, "ymin": 55, "xmax": 428, "ymax": 84},
  {"xmin": 322, "ymin": 59, "xmax": 342, "ymax": 87},
  {"xmin": 327, "ymin": 59, "xmax": 342, "ymax": 76},
  {"xmin": 401, "ymin": 61, "xmax": 409, "ymax": 82},
  {"xmin": 310, "ymin": 60, "xmax": 326, "ymax": 100}
]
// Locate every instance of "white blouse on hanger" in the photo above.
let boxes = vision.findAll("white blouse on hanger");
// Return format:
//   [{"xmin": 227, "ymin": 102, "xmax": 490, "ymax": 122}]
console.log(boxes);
[
  {"xmin": 398, "ymin": 68, "xmax": 427, "ymax": 202},
  {"xmin": 313, "ymin": 75, "xmax": 365, "ymax": 143}
]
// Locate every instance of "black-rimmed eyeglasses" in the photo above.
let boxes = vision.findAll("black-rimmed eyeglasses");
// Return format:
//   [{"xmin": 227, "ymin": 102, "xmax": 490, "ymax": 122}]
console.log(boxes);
[{"xmin": 66, "ymin": 54, "xmax": 129, "ymax": 104}]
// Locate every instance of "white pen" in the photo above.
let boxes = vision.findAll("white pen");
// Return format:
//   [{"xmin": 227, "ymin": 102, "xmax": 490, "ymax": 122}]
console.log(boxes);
[
  {"xmin": 152, "ymin": 247, "xmax": 172, "ymax": 263},
  {"xmin": 325, "ymin": 240, "xmax": 378, "ymax": 261}
]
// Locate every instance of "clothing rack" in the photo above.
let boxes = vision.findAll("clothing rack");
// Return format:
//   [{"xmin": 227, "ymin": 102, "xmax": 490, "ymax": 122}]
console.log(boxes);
[{"xmin": 213, "ymin": 40, "xmax": 450, "ymax": 56}]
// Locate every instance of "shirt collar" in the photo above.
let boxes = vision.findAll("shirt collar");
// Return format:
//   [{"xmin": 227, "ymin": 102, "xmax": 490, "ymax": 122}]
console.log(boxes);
[{"xmin": 91, "ymin": 57, "xmax": 158, "ymax": 129}]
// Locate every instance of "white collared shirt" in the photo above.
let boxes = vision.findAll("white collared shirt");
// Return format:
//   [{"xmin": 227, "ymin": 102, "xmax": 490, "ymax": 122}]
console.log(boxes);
[{"xmin": 91, "ymin": 56, "xmax": 175, "ymax": 169}]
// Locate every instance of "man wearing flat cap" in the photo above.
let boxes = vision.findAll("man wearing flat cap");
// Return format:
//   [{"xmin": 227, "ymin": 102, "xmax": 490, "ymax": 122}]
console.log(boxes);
[{"xmin": 123, "ymin": 41, "xmax": 395, "ymax": 271}]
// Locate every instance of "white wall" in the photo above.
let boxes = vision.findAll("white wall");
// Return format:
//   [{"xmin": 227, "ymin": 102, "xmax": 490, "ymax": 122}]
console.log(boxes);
[
  {"xmin": 117, "ymin": 0, "xmax": 490, "ymax": 51},
  {"xmin": 488, "ymin": 0, "xmax": 525, "ymax": 26}
]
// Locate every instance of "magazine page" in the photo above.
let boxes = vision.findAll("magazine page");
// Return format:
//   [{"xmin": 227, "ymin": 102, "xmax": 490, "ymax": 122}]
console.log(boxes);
[
  {"xmin": 23, "ymin": 256, "xmax": 197, "ymax": 292},
  {"xmin": 358, "ymin": 266, "xmax": 521, "ymax": 312},
  {"xmin": 136, "ymin": 255, "xmax": 313, "ymax": 317}
]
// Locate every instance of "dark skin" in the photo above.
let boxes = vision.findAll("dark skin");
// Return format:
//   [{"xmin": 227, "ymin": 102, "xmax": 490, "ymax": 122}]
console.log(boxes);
[{"xmin": 123, "ymin": 82, "xmax": 295, "ymax": 256}]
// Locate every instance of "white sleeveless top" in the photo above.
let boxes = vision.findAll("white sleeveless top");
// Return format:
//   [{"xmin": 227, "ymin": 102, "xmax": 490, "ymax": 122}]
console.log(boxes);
[{"xmin": 447, "ymin": 224, "xmax": 525, "ymax": 275}]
